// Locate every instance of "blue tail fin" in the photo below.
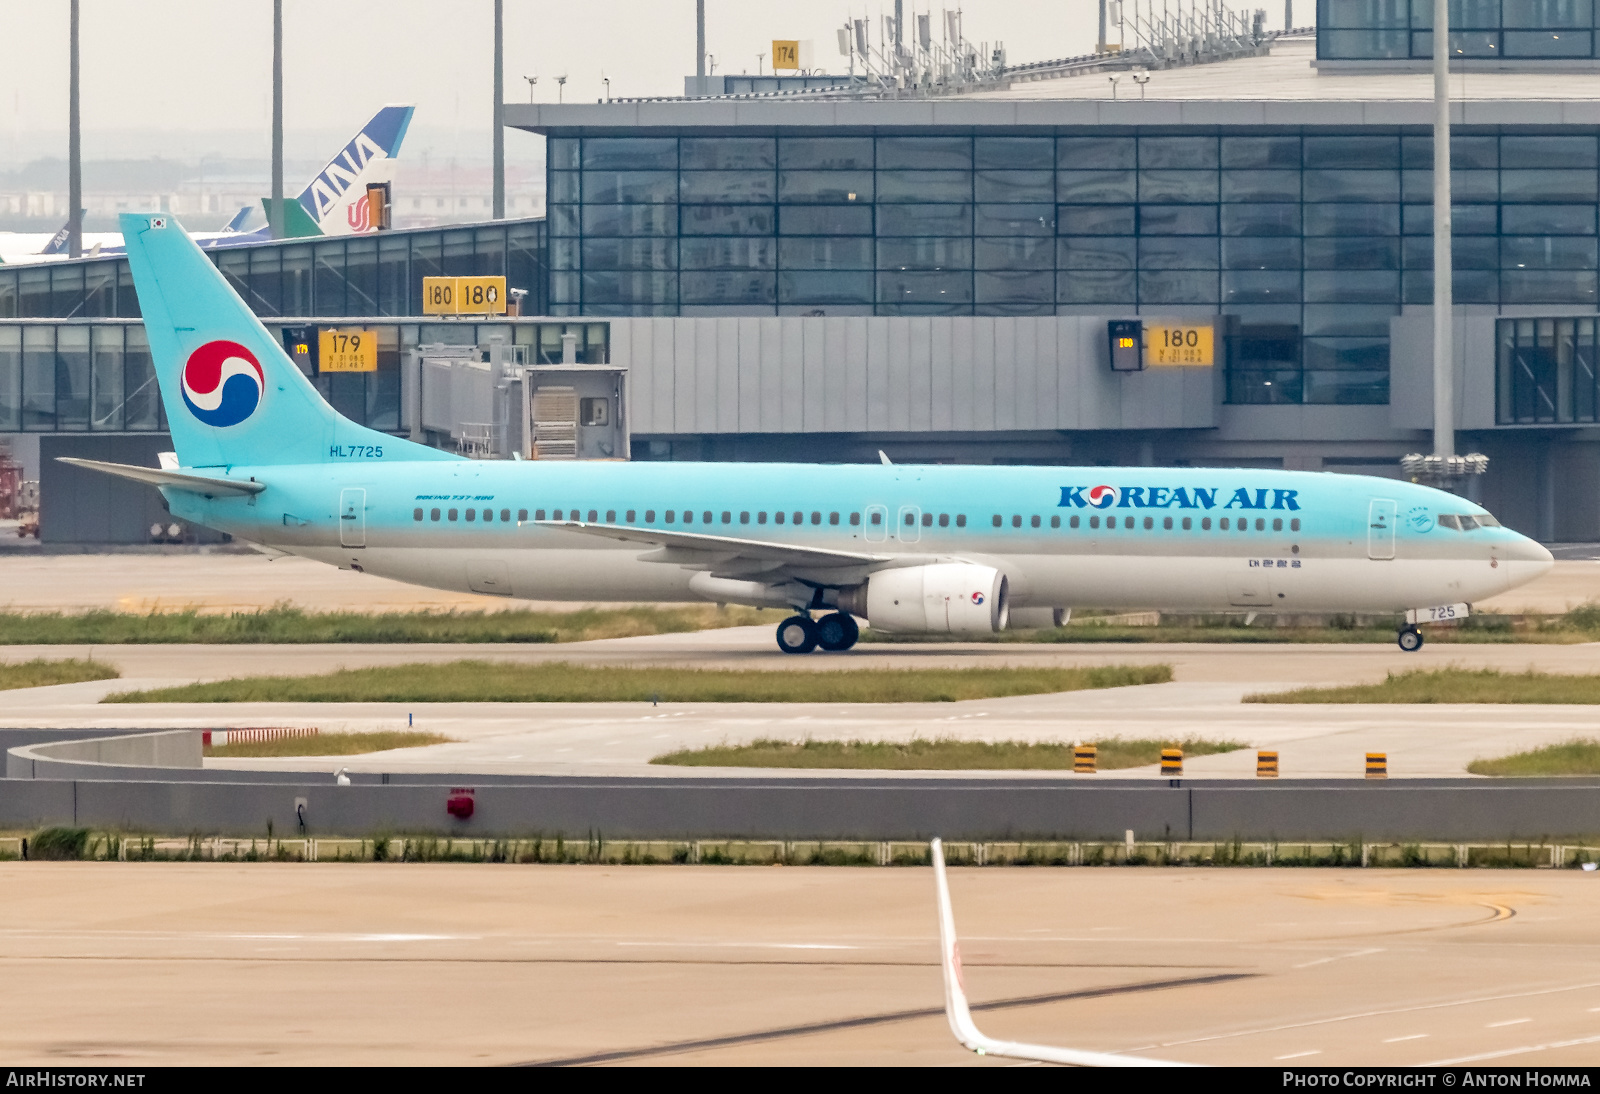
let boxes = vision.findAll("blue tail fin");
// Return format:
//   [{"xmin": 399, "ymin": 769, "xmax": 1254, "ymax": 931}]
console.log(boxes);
[
  {"xmin": 39, "ymin": 211, "xmax": 85, "ymax": 256},
  {"xmin": 295, "ymin": 104, "xmax": 415, "ymax": 236},
  {"xmin": 118, "ymin": 212, "xmax": 457, "ymax": 469}
]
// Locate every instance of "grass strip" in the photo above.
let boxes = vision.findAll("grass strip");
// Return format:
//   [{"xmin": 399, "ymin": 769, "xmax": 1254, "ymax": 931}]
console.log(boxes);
[
  {"xmin": 1246, "ymin": 668, "xmax": 1600, "ymax": 705},
  {"xmin": 106, "ymin": 661, "xmax": 1172, "ymax": 705},
  {"xmin": 207, "ymin": 731, "xmax": 454, "ymax": 758},
  {"xmin": 0, "ymin": 604, "xmax": 773, "ymax": 645},
  {"xmin": 652, "ymin": 735, "xmax": 1244, "ymax": 770},
  {"xmin": 1468, "ymin": 739, "xmax": 1600, "ymax": 777},
  {"xmin": 0, "ymin": 657, "xmax": 119, "ymax": 691}
]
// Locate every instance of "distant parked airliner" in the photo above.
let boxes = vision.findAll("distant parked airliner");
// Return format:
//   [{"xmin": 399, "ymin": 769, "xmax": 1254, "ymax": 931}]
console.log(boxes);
[{"xmin": 65, "ymin": 213, "xmax": 1552, "ymax": 654}]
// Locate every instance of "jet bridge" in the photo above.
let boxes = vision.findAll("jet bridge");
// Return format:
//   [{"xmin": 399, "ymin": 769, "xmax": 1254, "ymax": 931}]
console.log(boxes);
[{"xmin": 407, "ymin": 339, "xmax": 628, "ymax": 461}]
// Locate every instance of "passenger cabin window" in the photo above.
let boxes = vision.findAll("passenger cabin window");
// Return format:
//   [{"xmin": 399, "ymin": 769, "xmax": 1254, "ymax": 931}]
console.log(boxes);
[
  {"xmin": 1255, "ymin": 518, "xmax": 1266, "ymax": 531},
  {"xmin": 870, "ymin": 512, "xmax": 882, "ymax": 526},
  {"xmin": 740, "ymin": 512, "xmax": 750, "ymax": 524},
  {"xmin": 665, "ymin": 511, "xmax": 675, "ymax": 523},
  {"xmin": 1290, "ymin": 518, "xmax": 1300, "ymax": 532},
  {"xmin": 552, "ymin": 509, "xmax": 563, "ymax": 520},
  {"xmin": 1090, "ymin": 515, "xmax": 1100, "ymax": 529},
  {"xmin": 430, "ymin": 508, "xmax": 441, "ymax": 521},
  {"xmin": 992, "ymin": 515, "xmax": 1002, "ymax": 527},
  {"xmin": 645, "ymin": 510, "xmax": 656, "ymax": 523},
  {"xmin": 1069, "ymin": 515, "xmax": 1079, "ymax": 528},
  {"xmin": 466, "ymin": 509, "xmax": 476, "ymax": 522},
  {"xmin": 1163, "ymin": 517, "xmax": 1173, "ymax": 530},
  {"xmin": 904, "ymin": 513, "xmax": 915, "ymax": 527},
  {"xmin": 938, "ymin": 514, "xmax": 949, "ymax": 528},
  {"xmin": 758, "ymin": 512, "xmax": 767, "ymax": 524},
  {"xmin": 501, "ymin": 509, "xmax": 511, "ymax": 522},
  {"xmin": 518, "ymin": 509, "xmax": 528, "ymax": 522},
  {"xmin": 1202, "ymin": 517, "xmax": 1211, "ymax": 530},
  {"xmin": 588, "ymin": 510, "xmax": 598, "ymax": 522},
  {"xmin": 775, "ymin": 512, "xmax": 785, "ymax": 525},
  {"xmin": 448, "ymin": 509, "xmax": 458, "ymax": 521},
  {"xmin": 1181, "ymin": 517, "xmax": 1191, "ymax": 530},
  {"xmin": 851, "ymin": 513, "xmax": 862, "ymax": 526},
  {"xmin": 1143, "ymin": 516, "xmax": 1153, "ymax": 530},
  {"xmin": 704, "ymin": 511, "xmax": 713, "ymax": 524},
  {"xmin": 922, "ymin": 513, "xmax": 932, "ymax": 527},
  {"xmin": 626, "ymin": 510, "xmax": 636, "ymax": 523},
  {"xmin": 955, "ymin": 514, "xmax": 966, "ymax": 527},
  {"xmin": 1124, "ymin": 516, "xmax": 1135, "ymax": 529},
  {"xmin": 1272, "ymin": 518, "xmax": 1283, "ymax": 532},
  {"xmin": 536, "ymin": 509, "xmax": 546, "ymax": 521},
  {"xmin": 1050, "ymin": 515, "xmax": 1059, "ymax": 528},
  {"xmin": 722, "ymin": 512, "xmax": 731, "ymax": 524},
  {"xmin": 606, "ymin": 510, "xmax": 616, "ymax": 522},
  {"xmin": 413, "ymin": 508, "xmax": 423, "ymax": 521},
  {"xmin": 830, "ymin": 512, "xmax": 840, "ymax": 525},
  {"xmin": 1011, "ymin": 515, "xmax": 1021, "ymax": 528},
  {"xmin": 1220, "ymin": 517, "xmax": 1230, "ymax": 530},
  {"xmin": 813, "ymin": 512, "xmax": 823, "ymax": 525},
  {"xmin": 1031, "ymin": 515, "xmax": 1041, "ymax": 528}
]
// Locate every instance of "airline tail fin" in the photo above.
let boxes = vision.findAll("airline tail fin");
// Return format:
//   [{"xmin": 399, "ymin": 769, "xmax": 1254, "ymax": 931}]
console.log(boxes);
[
  {"xmin": 221, "ymin": 205, "xmax": 257, "ymax": 234},
  {"xmin": 118, "ymin": 212, "xmax": 456, "ymax": 470},
  {"xmin": 292, "ymin": 104, "xmax": 415, "ymax": 237},
  {"xmin": 39, "ymin": 211, "xmax": 85, "ymax": 256}
]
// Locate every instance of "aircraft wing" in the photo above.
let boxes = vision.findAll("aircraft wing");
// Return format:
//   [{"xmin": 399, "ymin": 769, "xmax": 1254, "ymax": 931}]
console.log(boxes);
[
  {"xmin": 932, "ymin": 838, "xmax": 1194, "ymax": 1068},
  {"xmin": 532, "ymin": 520, "xmax": 892, "ymax": 572},
  {"xmin": 56, "ymin": 458, "xmax": 266, "ymax": 498}
]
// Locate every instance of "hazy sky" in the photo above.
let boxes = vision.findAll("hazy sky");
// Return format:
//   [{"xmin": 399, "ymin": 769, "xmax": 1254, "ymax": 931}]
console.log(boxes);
[{"xmin": 0, "ymin": 1, "xmax": 1106, "ymax": 164}]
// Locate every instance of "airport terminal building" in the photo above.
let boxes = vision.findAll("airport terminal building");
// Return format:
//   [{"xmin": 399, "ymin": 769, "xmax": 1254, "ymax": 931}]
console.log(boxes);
[{"xmin": 8, "ymin": 17, "xmax": 1600, "ymax": 542}]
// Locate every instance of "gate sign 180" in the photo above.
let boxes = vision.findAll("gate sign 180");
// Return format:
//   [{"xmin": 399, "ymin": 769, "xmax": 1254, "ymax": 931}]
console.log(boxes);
[
  {"xmin": 422, "ymin": 276, "xmax": 507, "ymax": 316},
  {"xmin": 1144, "ymin": 323, "xmax": 1214, "ymax": 366}
]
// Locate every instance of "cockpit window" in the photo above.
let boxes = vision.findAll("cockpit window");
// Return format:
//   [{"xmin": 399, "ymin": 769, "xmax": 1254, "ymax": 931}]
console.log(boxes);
[{"xmin": 1439, "ymin": 513, "xmax": 1499, "ymax": 531}]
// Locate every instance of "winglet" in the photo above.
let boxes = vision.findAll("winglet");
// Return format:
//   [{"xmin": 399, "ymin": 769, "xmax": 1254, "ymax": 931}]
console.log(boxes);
[
  {"xmin": 879, "ymin": 450, "xmax": 892, "ymax": 465},
  {"xmin": 931, "ymin": 838, "xmax": 1194, "ymax": 1067}
]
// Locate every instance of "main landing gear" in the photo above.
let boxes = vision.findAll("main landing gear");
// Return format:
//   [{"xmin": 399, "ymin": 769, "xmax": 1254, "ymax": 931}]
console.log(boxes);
[
  {"xmin": 1397, "ymin": 625, "xmax": 1424, "ymax": 653},
  {"xmin": 776, "ymin": 612, "xmax": 860, "ymax": 654}
]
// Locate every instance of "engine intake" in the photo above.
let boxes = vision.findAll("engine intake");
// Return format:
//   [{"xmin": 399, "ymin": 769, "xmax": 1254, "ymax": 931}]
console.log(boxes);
[{"xmin": 838, "ymin": 563, "xmax": 1009, "ymax": 635}]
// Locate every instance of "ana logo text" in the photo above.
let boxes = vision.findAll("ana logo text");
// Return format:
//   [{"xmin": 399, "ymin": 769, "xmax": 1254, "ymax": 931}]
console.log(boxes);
[
  {"xmin": 1060, "ymin": 486, "xmax": 1301, "ymax": 511},
  {"xmin": 181, "ymin": 340, "xmax": 264, "ymax": 428}
]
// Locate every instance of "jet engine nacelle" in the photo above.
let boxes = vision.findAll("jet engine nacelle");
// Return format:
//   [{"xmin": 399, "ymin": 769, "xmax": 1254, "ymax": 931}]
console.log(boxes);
[{"xmin": 843, "ymin": 563, "xmax": 1009, "ymax": 635}]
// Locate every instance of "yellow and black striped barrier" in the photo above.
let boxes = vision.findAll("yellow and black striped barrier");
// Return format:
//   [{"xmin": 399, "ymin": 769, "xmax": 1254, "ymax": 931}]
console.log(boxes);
[
  {"xmin": 1160, "ymin": 747, "xmax": 1183, "ymax": 776},
  {"xmin": 1366, "ymin": 752, "xmax": 1388, "ymax": 779},
  {"xmin": 1257, "ymin": 750, "xmax": 1279, "ymax": 778},
  {"xmin": 1073, "ymin": 744, "xmax": 1097, "ymax": 774}
]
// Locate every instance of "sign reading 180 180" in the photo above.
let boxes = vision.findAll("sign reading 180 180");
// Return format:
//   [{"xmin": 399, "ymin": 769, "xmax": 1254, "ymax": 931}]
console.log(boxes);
[
  {"xmin": 1144, "ymin": 323, "xmax": 1215, "ymax": 367},
  {"xmin": 422, "ymin": 275, "xmax": 507, "ymax": 315}
]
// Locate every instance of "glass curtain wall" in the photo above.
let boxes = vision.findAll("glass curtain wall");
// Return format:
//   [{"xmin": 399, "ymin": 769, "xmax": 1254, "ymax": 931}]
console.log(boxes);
[
  {"xmin": 1497, "ymin": 316, "xmax": 1600, "ymax": 422},
  {"xmin": 0, "ymin": 319, "xmax": 605, "ymax": 435},
  {"xmin": 1320, "ymin": 0, "xmax": 1599, "ymax": 60},
  {"xmin": 0, "ymin": 219, "xmax": 548, "ymax": 323}
]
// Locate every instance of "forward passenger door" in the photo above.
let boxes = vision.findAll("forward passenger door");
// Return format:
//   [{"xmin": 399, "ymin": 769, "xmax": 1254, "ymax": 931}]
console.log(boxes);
[{"xmin": 1368, "ymin": 499, "xmax": 1397, "ymax": 560}]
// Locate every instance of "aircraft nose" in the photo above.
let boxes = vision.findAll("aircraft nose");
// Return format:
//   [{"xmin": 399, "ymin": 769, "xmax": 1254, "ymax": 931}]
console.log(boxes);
[{"xmin": 1504, "ymin": 533, "xmax": 1554, "ymax": 568}]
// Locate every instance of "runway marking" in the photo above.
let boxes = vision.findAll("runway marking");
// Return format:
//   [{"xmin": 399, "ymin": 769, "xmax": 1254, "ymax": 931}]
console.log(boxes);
[
  {"xmin": 1486, "ymin": 1018, "xmax": 1532, "ymax": 1027},
  {"xmin": 1292, "ymin": 948, "xmax": 1383, "ymax": 969},
  {"xmin": 1274, "ymin": 1050, "xmax": 1321, "ymax": 1060},
  {"xmin": 1426, "ymin": 1032, "xmax": 1600, "ymax": 1066},
  {"xmin": 1137, "ymin": 979, "xmax": 1600, "ymax": 1053},
  {"xmin": 518, "ymin": 971, "xmax": 1253, "ymax": 1067},
  {"xmin": 1383, "ymin": 1034, "xmax": 1427, "ymax": 1043}
]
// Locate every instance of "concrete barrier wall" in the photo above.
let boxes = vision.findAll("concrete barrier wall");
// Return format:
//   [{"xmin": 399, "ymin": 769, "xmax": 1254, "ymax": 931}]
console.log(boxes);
[
  {"xmin": 5, "ymin": 776, "xmax": 1600, "ymax": 842},
  {"xmin": 6, "ymin": 731, "xmax": 202, "ymax": 780}
]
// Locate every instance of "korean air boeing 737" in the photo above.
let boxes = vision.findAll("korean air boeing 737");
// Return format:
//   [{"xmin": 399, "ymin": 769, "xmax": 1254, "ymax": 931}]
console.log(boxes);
[{"xmin": 64, "ymin": 213, "xmax": 1553, "ymax": 655}]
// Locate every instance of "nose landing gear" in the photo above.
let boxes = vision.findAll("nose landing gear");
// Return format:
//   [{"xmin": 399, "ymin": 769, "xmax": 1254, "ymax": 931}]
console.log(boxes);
[
  {"xmin": 1397, "ymin": 625, "xmax": 1424, "ymax": 652},
  {"xmin": 775, "ymin": 612, "xmax": 860, "ymax": 654}
]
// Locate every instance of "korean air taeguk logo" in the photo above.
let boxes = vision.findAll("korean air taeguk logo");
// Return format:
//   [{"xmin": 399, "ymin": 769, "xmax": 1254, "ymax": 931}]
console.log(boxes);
[
  {"xmin": 1086, "ymin": 485, "xmax": 1120, "ymax": 509},
  {"xmin": 181, "ymin": 340, "xmax": 264, "ymax": 427}
]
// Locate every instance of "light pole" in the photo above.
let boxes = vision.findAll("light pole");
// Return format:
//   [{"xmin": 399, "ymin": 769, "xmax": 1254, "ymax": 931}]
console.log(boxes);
[
  {"xmin": 1432, "ymin": 0, "xmax": 1453, "ymax": 461},
  {"xmin": 68, "ymin": 0, "xmax": 80, "ymax": 258},
  {"xmin": 492, "ymin": 0, "xmax": 504, "ymax": 221},
  {"xmin": 270, "ymin": 0, "xmax": 283, "ymax": 240},
  {"xmin": 524, "ymin": 74, "xmax": 537, "ymax": 102},
  {"xmin": 556, "ymin": 74, "xmax": 567, "ymax": 103}
]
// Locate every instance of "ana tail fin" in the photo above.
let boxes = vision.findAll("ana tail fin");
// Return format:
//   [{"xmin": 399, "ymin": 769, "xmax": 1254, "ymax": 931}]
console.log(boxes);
[{"xmin": 118, "ymin": 211, "xmax": 456, "ymax": 469}]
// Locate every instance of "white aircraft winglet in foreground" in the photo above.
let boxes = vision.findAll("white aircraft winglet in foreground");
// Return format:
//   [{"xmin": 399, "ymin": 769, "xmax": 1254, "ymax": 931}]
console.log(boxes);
[{"xmin": 931, "ymin": 838, "xmax": 1195, "ymax": 1067}]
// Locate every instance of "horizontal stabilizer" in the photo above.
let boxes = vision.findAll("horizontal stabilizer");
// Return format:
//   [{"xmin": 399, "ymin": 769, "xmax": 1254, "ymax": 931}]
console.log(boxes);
[
  {"xmin": 534, "ymin": 520, "xmax": 890, "ymax": 570},
  {"xmin": 56, "ymin": 458, "xmax": 266, "ymax": 497}
]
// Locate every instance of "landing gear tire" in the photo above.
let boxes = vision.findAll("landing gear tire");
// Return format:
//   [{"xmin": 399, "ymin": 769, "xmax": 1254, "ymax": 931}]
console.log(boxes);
[
  {"xmin": 1397, "ymin": 626, "xmax": 1424, "ymax": 653},
  {"xmin": 814, "ymin": 612, "xmax": 860, "ymax": 652},
  {"xmin": 776, "ymin": 615, "xmax": 819, "ymax": 654}
]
